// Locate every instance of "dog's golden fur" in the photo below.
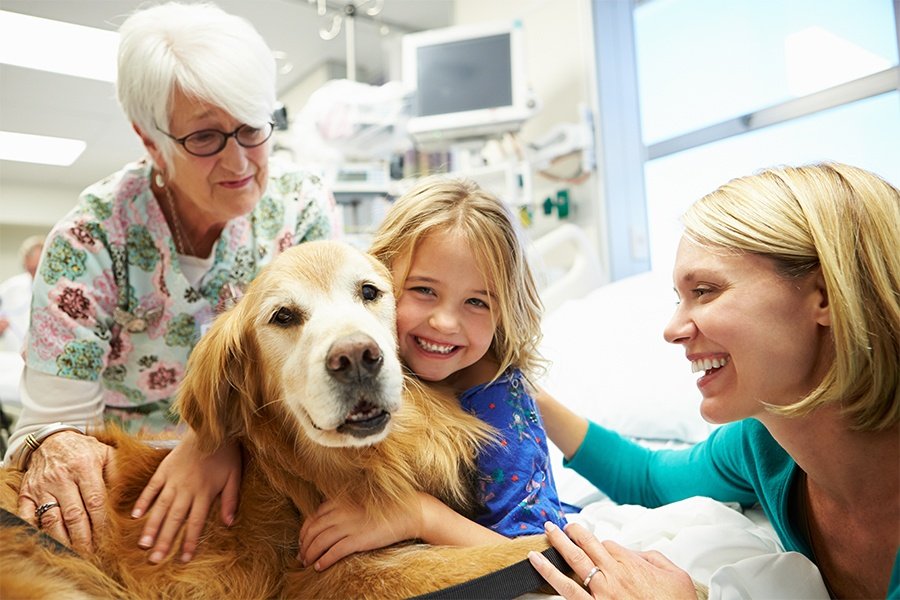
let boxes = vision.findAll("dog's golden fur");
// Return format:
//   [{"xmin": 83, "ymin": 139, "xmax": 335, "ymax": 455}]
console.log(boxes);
[{"xmin": 0, "ymin": 241, "xmax": 550, "ymax": 599}]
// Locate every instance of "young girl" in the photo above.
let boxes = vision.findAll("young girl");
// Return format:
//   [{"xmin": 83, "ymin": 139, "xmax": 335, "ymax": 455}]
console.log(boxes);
[
  {"xmin": 135, "ymin": 176, "xmax": 567, "ymax": 566},
  {"xmin": 298, "ymin": 176, "xmax": 568, "ymax": 570}
]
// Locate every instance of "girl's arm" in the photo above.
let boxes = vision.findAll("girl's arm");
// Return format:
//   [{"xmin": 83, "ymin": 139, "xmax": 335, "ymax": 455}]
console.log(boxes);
[
  {"xmin": 299, "ymin": 493, "xmax": 506, "ymax": 571},
  {"xmin": 533, "ymin": 385, "xmax": 589, "ymax": 460},
  {"xmin": 131, "ymin": 428, "xmax": 242, "ymax": 563}
]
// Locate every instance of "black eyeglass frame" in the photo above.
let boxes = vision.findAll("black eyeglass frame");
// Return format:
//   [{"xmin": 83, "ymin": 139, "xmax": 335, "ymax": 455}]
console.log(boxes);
[{"xmin": 156, "ymin": 122, "xmax": 275, "ymax": 157}]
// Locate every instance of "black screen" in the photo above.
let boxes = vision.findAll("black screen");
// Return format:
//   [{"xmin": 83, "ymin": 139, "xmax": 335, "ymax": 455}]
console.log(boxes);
[{"xmin": 415, "ymin": 33, "xmax": 513, "ymax": 117}]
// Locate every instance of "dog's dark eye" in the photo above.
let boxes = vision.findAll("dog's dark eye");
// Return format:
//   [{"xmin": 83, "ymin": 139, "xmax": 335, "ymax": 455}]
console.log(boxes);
[
  {"xmin": 361, "ymin": 283, "xmax": 381, "ymax": 302},
  {"xmin": 270, "ymin": 307, "xmax": 300, "ymax": 327}
]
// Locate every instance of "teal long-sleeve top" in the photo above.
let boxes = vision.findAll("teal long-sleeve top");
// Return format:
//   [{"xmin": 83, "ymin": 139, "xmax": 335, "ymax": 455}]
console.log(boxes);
[{"xmin": 565, "ymin": 418, "xmax": 899, "ymax": 599}]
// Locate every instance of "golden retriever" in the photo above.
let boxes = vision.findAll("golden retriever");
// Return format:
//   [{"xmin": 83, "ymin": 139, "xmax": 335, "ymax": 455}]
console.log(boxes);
[{"xmin": 0, "ymin": 240, "xmax": 550, "ymax": 599}]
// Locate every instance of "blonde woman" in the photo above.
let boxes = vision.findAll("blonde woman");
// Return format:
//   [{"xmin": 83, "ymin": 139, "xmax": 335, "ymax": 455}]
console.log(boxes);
[{"xmin": 532, "ymin": 163, "xmax": 899, "ymax": 599}]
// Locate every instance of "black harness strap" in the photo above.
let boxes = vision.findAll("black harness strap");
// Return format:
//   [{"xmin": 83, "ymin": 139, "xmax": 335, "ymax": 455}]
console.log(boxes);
[
  {"xmin": 0, "ymin": 507, "xmax": 80, "ymax": 557},
  {"xmin": 410, "ymin": 546, "xmax": 570, "ymax": 600}
]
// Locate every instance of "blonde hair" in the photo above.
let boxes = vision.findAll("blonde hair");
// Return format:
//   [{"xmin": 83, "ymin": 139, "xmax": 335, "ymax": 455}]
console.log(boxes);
[
  {"xmin": 682, "ymin": 162, "xmax": 900, "ymax": 431},
  {"xmin": 369, "ymin": 176, "xmax": 545, "ymax": 380}
]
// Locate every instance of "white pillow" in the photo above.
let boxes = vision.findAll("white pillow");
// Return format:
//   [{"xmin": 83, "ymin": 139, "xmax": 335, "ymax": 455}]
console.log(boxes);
[{"xmin": 537, "ymin": 270, "xmax": 712, "ymax": 504}]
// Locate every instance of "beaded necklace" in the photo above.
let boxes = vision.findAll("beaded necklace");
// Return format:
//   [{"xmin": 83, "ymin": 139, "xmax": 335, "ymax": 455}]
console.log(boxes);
[{"xmin": 161, "ymin": 184, "xmax": 196, "ymax": 256}]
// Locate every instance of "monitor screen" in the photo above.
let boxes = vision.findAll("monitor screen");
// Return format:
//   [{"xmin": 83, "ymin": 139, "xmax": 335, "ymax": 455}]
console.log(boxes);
[
  {"xmin": 403, "ymin": 21, "xmax": 534, "ymax": 143},
  {"xmin": 414, "ymin": 33, "xmax": 513, "ymax": 117}
]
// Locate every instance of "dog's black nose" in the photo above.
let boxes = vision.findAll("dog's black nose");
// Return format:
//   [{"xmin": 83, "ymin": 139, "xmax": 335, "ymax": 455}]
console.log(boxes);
[{"xmin": 326, "ymin": 333, "xmax": 384, "ymax": 383}]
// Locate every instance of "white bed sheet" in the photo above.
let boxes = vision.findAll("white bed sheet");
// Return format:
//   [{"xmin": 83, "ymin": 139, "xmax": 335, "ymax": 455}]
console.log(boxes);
[{"xmin": 521, "ymin": 496, "xmax": 827, "ymax": 600}]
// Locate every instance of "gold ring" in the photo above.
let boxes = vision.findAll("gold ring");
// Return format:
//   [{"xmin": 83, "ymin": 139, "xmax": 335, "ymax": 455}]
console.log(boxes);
[{"xmin": 583, "ymin": 565, "xmax": 602, "ymax": 587}]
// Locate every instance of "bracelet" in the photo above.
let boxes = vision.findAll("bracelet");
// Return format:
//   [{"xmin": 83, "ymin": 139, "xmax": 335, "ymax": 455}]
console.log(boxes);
[{"xmin": 12, "ymin": 422, "xmax": 85, "ymax": 471}]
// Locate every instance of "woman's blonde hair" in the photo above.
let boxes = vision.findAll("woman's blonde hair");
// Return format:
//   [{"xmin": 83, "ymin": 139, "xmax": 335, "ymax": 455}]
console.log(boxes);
[
  {"xmin": 682, "ymin": 162, "xmax": 900, "ymax": 430},
  {"xmin": 369, "ymin": 176, "xmax": 545, "ymax": 380}
]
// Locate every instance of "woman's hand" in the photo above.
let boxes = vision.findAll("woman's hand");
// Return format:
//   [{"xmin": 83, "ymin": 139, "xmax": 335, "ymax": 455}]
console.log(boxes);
[
  {"xmin": 528, "ymin": 521, "xmax": 699, "ymax": 600},
  {"xmin": 16, "ymin": 430, "xmax": 112, "ymax": 553},
  {"xmin": 131, "ymin": 430, "xmax": 242, "ymax": 564},
  {"xmin": 298, "ymin": 497, "xmax": 420, "ymax": 571}
]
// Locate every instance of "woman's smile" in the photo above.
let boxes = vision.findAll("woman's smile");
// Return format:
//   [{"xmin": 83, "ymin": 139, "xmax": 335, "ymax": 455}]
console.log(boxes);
[{"xmin": 219, "ymin": 175, "xmax": 255, "ymax": 189}]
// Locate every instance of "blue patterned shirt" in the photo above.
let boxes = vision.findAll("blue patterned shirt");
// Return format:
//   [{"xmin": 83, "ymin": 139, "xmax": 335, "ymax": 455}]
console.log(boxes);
[{"xmin": 459, "ymin": 368, "xmax": 567, "ymax": 535}]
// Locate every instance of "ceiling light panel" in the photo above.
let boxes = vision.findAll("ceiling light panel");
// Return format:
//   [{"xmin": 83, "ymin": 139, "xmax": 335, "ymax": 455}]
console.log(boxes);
[
  {"xmin": 0, "ymin": 131, "xmax": 87, "ymax": 166},
  {"xmin": 0, "ymin": 10, "xmax": 118, "ymax": 82}
]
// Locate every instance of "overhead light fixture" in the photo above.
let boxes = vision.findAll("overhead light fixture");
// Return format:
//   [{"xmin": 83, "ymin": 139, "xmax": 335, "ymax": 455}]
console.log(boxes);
[
  {"xmin": 0, "ymin": 10, "xmax": 118, "ymax": 82},
  {"xmin": 0, "ymin": 131, "xmax": 87, "ymax": 166}
]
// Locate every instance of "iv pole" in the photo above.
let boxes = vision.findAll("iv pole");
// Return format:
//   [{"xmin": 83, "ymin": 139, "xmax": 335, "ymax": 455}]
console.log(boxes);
[
  {"xmin": 344, "ymin": 3, "xmax": 357, "ymax": 81},
  {"xmin": 312, "ymin": 0, "xmax": 384, "ymax": 82}
]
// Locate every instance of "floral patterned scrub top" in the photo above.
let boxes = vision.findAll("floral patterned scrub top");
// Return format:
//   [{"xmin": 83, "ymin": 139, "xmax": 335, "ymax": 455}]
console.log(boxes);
[
  {"xmin": 26, "ymin": 157, "xmax": 335, "ymax": 434},
  {"xmin": 459, "ymin": 368, "xmax": 567, "ymax": 535}
]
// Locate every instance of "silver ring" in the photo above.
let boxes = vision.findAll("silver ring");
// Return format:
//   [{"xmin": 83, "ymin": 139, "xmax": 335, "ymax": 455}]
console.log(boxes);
[
  {"xmin": 583, "ymin": 565, "xmax": 602, "ymax": 587},
  {"xmin": 35, "ymin": 501, "xmax": 60, "ymax": 529}
]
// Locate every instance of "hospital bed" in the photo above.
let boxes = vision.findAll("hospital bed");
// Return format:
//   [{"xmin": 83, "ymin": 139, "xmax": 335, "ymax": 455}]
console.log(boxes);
[{"xmin": 526, "ymin": 224, "xmax": 828, "ymax": 599}]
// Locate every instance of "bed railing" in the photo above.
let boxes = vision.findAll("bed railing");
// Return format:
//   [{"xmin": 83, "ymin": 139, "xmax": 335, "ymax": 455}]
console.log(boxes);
[{"xmin": 527, "ymin": 224, "xmax": 605, "ymax": 314}]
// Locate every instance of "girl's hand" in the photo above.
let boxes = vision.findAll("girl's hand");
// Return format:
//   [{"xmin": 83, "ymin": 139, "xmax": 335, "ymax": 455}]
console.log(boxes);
[
  {"xmin": 131, "ymin": 431, "xmax": 242, "ymax": 563},
  {"xmin": 299, "ymin": 493, "xmax": 507, "ymax": 570},
  {"xmin": 529, "ymin": 521, "xmax": 699, "ymax": 600},
  {"xmin": 16, "ymin": 431, "xmax": 112, "ymax": 553},
  {"xmin": 298, "ymin": 497, "xmax": 420, "ymax": 571}
]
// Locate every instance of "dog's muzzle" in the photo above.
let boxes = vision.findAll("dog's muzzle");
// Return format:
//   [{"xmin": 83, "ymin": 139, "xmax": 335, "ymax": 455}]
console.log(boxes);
[{"xmin": 327, "ymin": 332, "xmax": 392, "ymax": 438}]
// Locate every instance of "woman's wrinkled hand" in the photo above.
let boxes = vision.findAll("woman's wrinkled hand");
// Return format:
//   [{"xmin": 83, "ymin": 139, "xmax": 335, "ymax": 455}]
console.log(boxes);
[
  {"xmin": 16, "ymin": 431, "xmax": 113, "ymax": 553},
  {"xmin": 528, "ymin": 521, "xmax": 699, "ymax": 600},
  {"xmin": 130, "ymin": 431, "xmax": 242, "ymax": 564}
]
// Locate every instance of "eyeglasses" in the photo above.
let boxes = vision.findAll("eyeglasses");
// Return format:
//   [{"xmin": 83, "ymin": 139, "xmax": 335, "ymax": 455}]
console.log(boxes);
[{"xmin": 156, "ymin": 122, "xmax": 275, "ymax": 157}]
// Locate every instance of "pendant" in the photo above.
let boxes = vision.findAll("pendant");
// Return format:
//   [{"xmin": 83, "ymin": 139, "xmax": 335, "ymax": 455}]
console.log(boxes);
[
  {"xmin": 216, "ymin": 282, "xmax": 245, "ymax": 313},
  {"xmin": 113, "ymin": 306, "xmax": 163, "ymax": 333}
]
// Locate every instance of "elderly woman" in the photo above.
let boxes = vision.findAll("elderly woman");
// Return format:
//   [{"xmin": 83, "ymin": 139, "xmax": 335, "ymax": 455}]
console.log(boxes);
[
  {"xmin": 532, "ymin": 163, "xmax": 899, "ymax": 599},
  {"xmin": 3, "ymin": 2, "xmax": 335, "ymax": 564}
]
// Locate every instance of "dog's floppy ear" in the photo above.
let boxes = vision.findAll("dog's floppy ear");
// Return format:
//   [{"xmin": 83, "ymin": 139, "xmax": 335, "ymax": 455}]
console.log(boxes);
[{"xmin": 175, "ymin": 301, "xmax": 258, "ymax": 452}]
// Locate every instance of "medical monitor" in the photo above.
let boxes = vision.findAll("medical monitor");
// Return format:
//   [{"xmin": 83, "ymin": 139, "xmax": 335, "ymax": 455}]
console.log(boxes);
[{"xmin": 402, "ymin": 20, "xmax": 535, "ymax": 144}]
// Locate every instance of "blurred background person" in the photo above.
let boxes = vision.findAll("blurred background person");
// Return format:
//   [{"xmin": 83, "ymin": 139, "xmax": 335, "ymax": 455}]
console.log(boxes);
[{"xmin": 0, "ymin": 235, "xmax": 44, "ymax": 353}]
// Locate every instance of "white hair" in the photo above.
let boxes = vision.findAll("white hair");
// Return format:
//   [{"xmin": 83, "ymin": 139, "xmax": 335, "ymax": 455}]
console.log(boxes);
[{"xmin": 116, "ymin": 2, "xmax": 277, "ymax": 168}]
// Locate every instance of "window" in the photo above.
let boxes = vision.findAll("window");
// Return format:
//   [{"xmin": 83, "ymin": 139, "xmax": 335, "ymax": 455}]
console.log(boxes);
[
  {"xmin": 644, "ymin": 91, "xmax": 900, "ymax": 272},
  {"xmin": 634, "ymin": 0, "xmax": 897, "ymax": 144},
  {"xmin": 592, "ymin": 0, "xmax": 899, "ymax": 276}
]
